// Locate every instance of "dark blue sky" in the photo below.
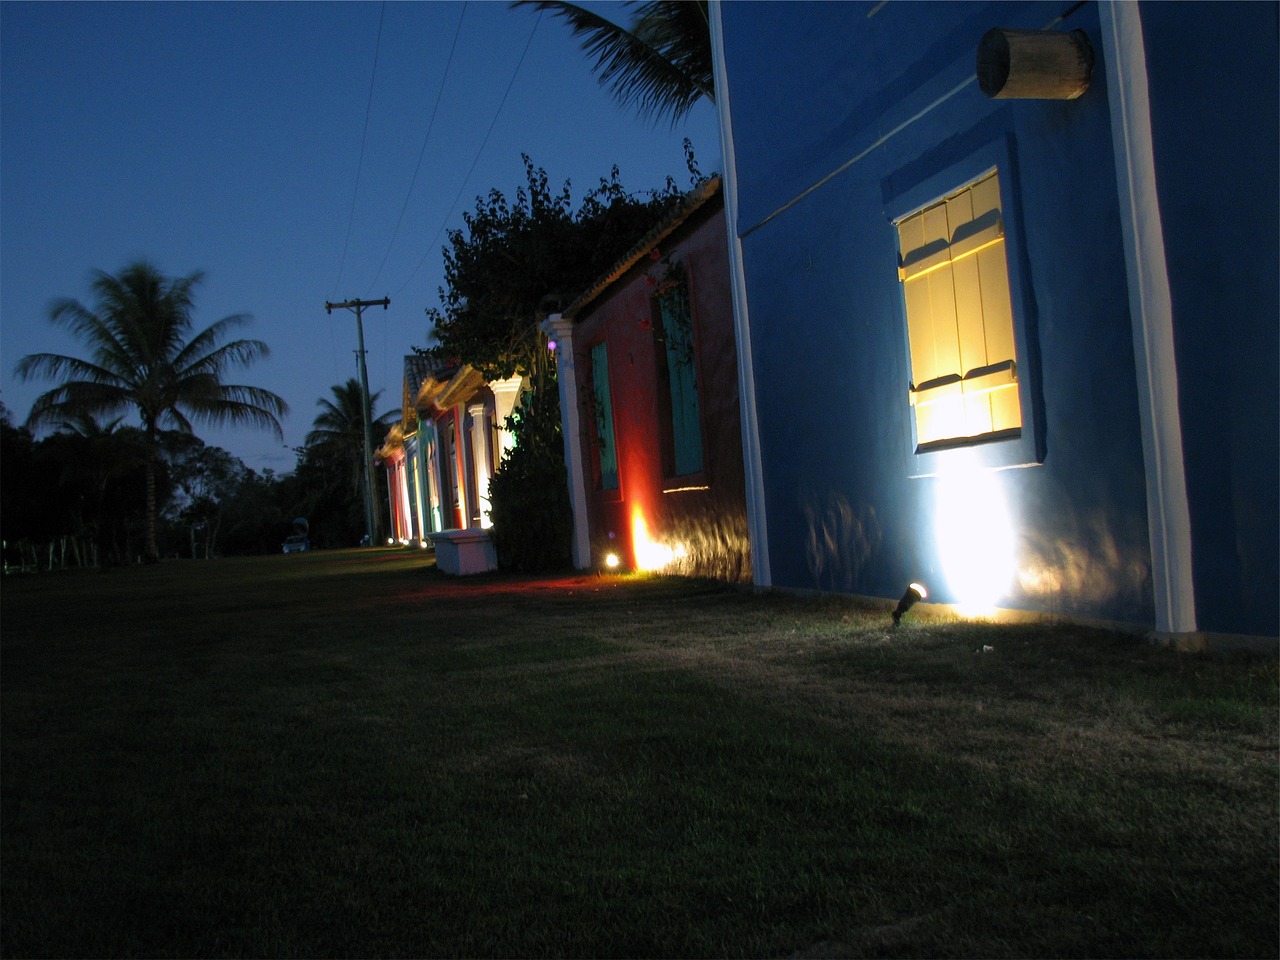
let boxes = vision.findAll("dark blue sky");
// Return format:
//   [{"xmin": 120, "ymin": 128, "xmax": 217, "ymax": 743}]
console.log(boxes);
[{"xmin": 1, "ymin": 1, "xmax": 720, "ymax": 471}]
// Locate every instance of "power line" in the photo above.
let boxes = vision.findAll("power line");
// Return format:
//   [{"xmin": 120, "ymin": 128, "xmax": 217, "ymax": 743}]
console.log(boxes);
[
  {"xmin": 364, "ymin": 3, "xmax": 468, "ymax": 298},
  {"xmin": 330, "ymin": 1, "xmax": 387, "ymax": 299},
  {"xmin": 391, "ymin": 10, "xmax": 543, "ymax": 300}
]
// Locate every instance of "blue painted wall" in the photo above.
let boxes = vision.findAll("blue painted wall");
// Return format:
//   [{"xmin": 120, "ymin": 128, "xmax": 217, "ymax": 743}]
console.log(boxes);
[
  {"xmin": 720, "ymin": 0, "xmax": 1277, "ymax": 636},
  {"xmin": 1138, "ymin": 1, "xmax": 1279, "ymax": 636}
]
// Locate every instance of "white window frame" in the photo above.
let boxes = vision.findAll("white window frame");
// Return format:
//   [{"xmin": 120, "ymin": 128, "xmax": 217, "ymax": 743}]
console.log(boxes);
[
  {"xmin": 885, "ymin": 136, "xmax": 1042, "ymax": 477},
  {"xmin": 898, "ymin": 168, "xmax": 1022, "ymax": 450}
]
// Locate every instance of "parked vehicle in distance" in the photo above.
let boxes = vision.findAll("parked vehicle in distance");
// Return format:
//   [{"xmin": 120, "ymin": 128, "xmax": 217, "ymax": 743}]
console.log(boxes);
[{"xmin": 282, "ymin": 534, "xmax": 310, "ymax": 554}]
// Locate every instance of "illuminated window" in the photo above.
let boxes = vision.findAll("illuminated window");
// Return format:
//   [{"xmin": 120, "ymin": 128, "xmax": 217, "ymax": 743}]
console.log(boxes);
[
  {"xmin": 897, "ymin": 169, "xmax": 1021, "ymax": 451},
  {"xmin": 589, "ymin": 341, "xmax": 619, "ymax": 490},
  {"xmin": 653, "ymin": 283, "xmax": 704, "ymax": 477}
]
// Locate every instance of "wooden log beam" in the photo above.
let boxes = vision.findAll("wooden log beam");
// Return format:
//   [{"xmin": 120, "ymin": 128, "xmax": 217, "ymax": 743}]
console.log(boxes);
[{"xmin": 978, "ymin": 28, "xmax": 1094, "ymax": 100}]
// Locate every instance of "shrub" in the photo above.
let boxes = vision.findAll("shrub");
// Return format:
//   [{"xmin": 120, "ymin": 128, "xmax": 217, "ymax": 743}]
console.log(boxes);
[{"xmin": 488, "ymin": 381, "xmax": 573, "ymax": 573}]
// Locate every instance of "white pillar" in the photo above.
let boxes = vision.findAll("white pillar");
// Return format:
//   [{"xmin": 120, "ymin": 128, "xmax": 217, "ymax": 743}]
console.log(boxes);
[
  {"xmin": 710, "ymin": 0, "xmax": 771, "ymax": 588},
  {"xmin": 468, "ymin": 402, "xmax": 493, "ymax": 529},
  {"xmin": 542, "ymin": 314, "xmax": 591, "ymax": 569},
  {"xmin": 490, "ymin": 375, "xmax": 525, "ymax": 461},
  {"xmin": 409, "ymin": 435, "xmax": 427, "ymax": 542},
  {"xmin": 399, "ymin": 455, "xmax": 413, "ymax": 542},
  {"xmin": 386, "ymin": 460, "xmax": 401, "ymax": 542},
  {"xmin": 423, "ymin": 421, "xmax": 442, "ymax": 533},
  {"xmin": 451, "ymin": 405, "xmax": 471, "ymax": 530},
  {"xmin": 1100, "ymin": 1, "xmax": 1197, "ymax": 637}
]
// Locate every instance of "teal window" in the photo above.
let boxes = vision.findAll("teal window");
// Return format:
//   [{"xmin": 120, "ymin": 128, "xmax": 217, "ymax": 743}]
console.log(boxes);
[
  {"xmin": 589, "ymin": 341, "xmax": 619, "ymax": 491},
  {"xmin": 656, "ymin": 286, "xmax": 704, "ymax": 477}
]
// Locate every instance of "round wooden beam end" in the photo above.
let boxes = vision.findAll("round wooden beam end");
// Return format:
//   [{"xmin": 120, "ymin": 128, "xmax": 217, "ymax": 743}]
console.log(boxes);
[{"xmin": 977, "ymin": 28, "xmax": 1094, "ymax": 100}]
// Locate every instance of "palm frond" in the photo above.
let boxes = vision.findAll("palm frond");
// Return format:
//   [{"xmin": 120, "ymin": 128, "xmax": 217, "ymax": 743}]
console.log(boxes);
[
  {"xmin": 171, "ymin": 314, "xmax": 258, "ymax": 372},
  {"xmin": 513, "ymin": 0, "xmax": 712, "ymax": 125},
  {"xmin": 25, "ymin": 381, "xmax": 134, "ymax": 430},
  {"xmin": 15, "ymin": 351, "xmax": 126, "ymax": 387}
]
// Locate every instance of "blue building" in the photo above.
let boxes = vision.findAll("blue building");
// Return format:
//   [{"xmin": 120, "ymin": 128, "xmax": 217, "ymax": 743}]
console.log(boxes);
[{"xmin": 710, "ymin": 1, "xmax": 1277, "ymax": 645}]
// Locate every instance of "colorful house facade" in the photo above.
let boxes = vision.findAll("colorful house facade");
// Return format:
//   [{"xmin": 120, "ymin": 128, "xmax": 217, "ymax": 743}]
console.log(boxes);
[
  {"xmin": 379, "ymin": 354, "xmax": 523, "ymax": 573},
  {"xmin": 710, "ymin": 1, "xmax": 1277, "ymax": 645},
  {"xmin": 545, "ymin": 177, "xmax": 752, "ymax": 583}
]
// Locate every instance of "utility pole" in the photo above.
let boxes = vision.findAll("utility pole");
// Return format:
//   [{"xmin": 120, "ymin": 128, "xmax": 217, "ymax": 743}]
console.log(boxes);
[{"xmin": 325, "ymin": 297, "xmax": 389, "ymax": 547}]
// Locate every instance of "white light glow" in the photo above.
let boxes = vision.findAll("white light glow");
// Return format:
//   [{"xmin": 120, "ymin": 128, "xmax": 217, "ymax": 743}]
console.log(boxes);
[
  {"xmin": 605, "ymin": 552, "xmax": 620, "ymax": 569},
  {"xmin": 933, "ymin": 452, "xmax": 1016, "ymax": 617}
]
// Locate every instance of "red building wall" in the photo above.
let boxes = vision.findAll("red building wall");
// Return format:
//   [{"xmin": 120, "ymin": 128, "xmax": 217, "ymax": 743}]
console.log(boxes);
[{"xmin": 572, "ymin": 198, "xmax": 750, "ymax": 583}]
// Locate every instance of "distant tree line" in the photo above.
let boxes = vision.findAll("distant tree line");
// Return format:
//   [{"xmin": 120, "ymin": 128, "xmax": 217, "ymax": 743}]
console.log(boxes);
[
  {"xmin": 5, "ymin": 255, "xmax": 393, "ymax": 571},
  {"xmin": 0, "ymin": 401, "xmax": 389, "ymax": 571}
]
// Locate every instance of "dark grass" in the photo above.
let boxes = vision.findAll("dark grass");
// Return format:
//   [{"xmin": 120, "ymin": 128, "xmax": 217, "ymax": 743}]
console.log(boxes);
[{"xmin": 2, "ymin": 550, "xmax": 1275, "ymax": 958}]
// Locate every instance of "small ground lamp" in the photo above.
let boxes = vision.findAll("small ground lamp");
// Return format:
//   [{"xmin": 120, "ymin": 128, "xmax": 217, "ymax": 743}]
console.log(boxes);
[{"xmin": 892, "ymin": 582, "xmax": 927, "ymax": 626}]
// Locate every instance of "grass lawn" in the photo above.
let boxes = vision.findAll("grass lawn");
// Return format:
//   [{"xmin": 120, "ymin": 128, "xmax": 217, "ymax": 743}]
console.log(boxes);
[{"xmin": 2, "ymin": 549, "xmax": 1276, "ymax": 958}]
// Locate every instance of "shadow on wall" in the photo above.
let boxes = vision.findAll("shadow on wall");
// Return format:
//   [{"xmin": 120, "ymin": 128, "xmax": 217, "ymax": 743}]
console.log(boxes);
[
  {"xmin": 801, "ymin": 488, "xmax": 883, "ymax": 594},
  {"xmin": 1017, "ymin": 515, "xmax": 1152, "ymax": 621},
  {"xmin": 623, "ymin": 498, "xmax": 753, "ymax": 585}
]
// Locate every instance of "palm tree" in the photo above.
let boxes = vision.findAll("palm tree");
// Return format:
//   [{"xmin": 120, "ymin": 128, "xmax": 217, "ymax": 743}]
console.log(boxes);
[
  {"xmin": 15, "ymin": 260, "xmax": 286, "ymax": 561},
  {"xmin": 513, "ymin": 1, "xmax": 713, "ymax": 125},
  {"xmin": 305, "ymin": 379, "xmax": 397, "ymax": 512}
]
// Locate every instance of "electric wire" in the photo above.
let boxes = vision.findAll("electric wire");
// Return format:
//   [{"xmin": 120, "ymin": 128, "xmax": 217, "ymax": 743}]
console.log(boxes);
[
  {"xmin": 391, "ymin": 10, "xmax": 543, "ymax": 301},
  {"xmin": 363, "ymin": 3, "xmax": 467, "ymax": 298},
  {"xmin": 330, "ymin": 0, "xmax": 387, "ymax": 299}
]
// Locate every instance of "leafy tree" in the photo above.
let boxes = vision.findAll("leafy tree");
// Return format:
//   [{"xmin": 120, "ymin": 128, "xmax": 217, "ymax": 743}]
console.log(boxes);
[
  {"xmin": 425, "ymin": 155, "xmax": 690, "ymax": 381},
  {"xmin": 513, "ymin": 1, "xmax": 713, "ymax": 125},
  {"xmin": 37, "ymin": 414, "xmax": 154, "ymax": 566},
  {"xmin": 166, "ymin": 438, "xmax": 246, "ymax": 558},
  {"xmin": 1, "ymin": 404, "xmax": 39, "ymax": 570},
  {"xmin": 14, "ymin": 261, "xmax": 286, "ymax": 561},
  {"xmin": 216, "ymin": 467, "xmax": 292, "ymax": 556}
]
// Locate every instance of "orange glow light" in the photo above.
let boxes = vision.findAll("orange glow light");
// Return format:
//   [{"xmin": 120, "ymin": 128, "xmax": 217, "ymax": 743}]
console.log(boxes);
[{"xmin": 630, "ymin": 507, "xmax": 679, "ymax": 572}]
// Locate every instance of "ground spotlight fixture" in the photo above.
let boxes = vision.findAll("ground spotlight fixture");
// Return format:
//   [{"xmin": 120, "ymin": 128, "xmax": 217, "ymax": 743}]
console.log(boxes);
[
  {"xmin": 604, "ymin": 552, "xmax": 620, "ymax": 569},
  {"xmin": 892, "ymin": 582, "xmax": 927, "ymax": 626}
]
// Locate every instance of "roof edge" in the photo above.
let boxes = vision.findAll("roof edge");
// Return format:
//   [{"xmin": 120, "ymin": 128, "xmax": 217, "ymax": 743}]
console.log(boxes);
[{"xmin": 562, "ymin": 175, "xmax": 723, "ymax": 321}]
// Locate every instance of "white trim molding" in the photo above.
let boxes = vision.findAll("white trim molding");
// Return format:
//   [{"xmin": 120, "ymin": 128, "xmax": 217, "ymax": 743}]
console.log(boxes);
[
  {"xmin": 710, "ymin": 0, "xmax": 771, "ymax": 588},
  {"xmin": 542, "ymin": 314, "xmax": 592, "ymax": 569},
  {"xmin": 1100, "ymin": 1, "xmax": 1197, "ymax": 636}
]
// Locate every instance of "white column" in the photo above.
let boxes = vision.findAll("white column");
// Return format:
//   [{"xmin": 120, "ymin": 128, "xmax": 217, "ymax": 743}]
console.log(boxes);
[
  {"xmin": 710, "ymin": 0, "xmax": 771, "ymax": 587},
  {"xmin": 542, "ymin": 314, "xmax": 591, "ymax": 569},
  {"xmin": 409, "ymin": 436, "xmax": 427, "ymax": 542},
  {"xmin": 1100, "ymin": 1, "xmax": 1197, "ymax": 637},
  {"xmin": 386, "ymin": 460, "xmax": 402, "ymax": 542},
  {"xmin": 423, "ymin": 421, "xmax": 442, "ymax": 533},
  {"xmin": 452, "ymin": 405, "xmax": 471, "ymax": 530},
  {"xmin": 399, "ymin": 456, "xmax": 413, "ymax": 542},
  {"xmin": 469, "ymin": 402, "xmax": 493, "ymax": 529},
  {"xmin": 490, "ymin": 375, "xmax": 524, "ymax": 461}
]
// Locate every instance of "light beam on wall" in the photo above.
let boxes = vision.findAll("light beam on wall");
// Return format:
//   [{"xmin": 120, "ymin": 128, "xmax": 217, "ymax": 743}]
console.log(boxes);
[
  {"xmin": 630, "ymin": 507, "xmax": 685, "ymax": 572},
  {"xmin": 933, "ymin": 451, "xmax": 1017, "ymax": 617}
]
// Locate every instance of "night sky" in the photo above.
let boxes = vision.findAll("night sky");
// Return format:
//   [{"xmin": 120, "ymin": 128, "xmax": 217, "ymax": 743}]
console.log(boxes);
[{"xmin": 0, "ymin": 1, "xmax": 721, "ymax": 471}]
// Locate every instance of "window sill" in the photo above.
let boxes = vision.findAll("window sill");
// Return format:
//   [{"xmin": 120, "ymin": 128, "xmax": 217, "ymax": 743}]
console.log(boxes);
[{"xmin": 909, "ymin": 429, "xmax": 1042, "ymax": 478}]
